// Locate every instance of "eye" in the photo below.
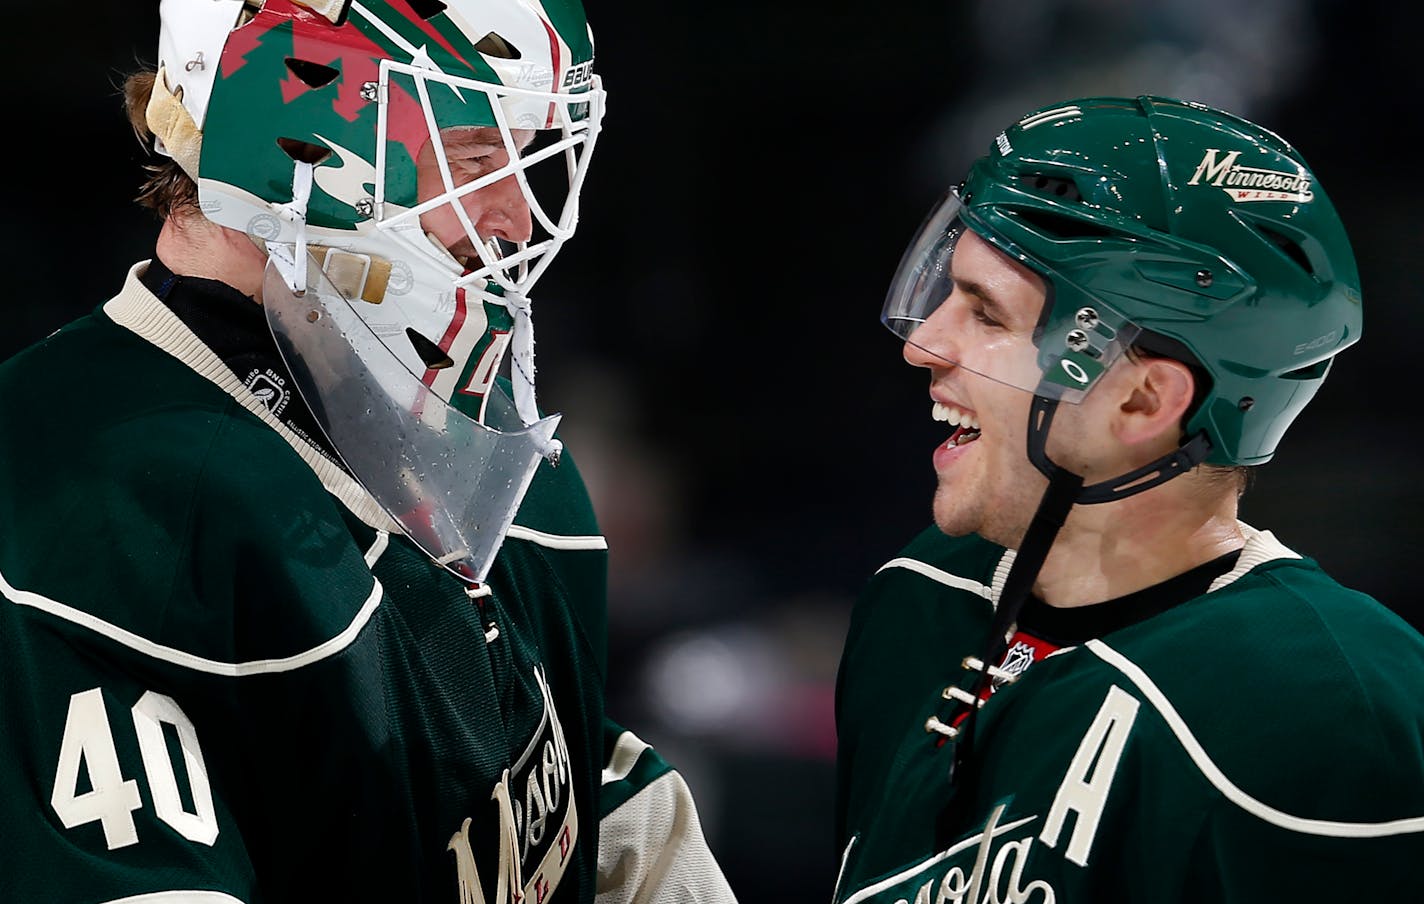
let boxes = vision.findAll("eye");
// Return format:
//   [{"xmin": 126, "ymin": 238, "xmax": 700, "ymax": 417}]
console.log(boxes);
[
  {"xmin": 452, "ymin": 146, "xmax": 505, "ymax": 170},
  {"xmin": 453, "ymin": 148, "xmax": 495, "ymax": 163},
  {"xmin": 444, "ymin": 153, "xmax": 494, "ymax": 180},
  {"xmin": 971, "ymin": 306, "xmax": 1003, "ymax": 328}
]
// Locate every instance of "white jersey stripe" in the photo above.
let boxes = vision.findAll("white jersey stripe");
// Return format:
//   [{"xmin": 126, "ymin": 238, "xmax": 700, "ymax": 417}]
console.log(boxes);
[
  {"xmin": 100, "ymin": 894, "xmax": 247, "ymax": 904},
  {"xmin": 507, "ymin": 524, "xmax": 608, "ymax": 551},
  {"xmin": 104, "ymin": 266, "xmax": 400, "ymax": 536},
  {"xmin": 831, "ymin": 835, "xmax": 857, "ymax": 904},
  {"xmin": 1, "ymin": 565, "xmax": 384, "ymax": 678},
  {"xmin": 1088, "ymin": 638, "xmax": 1424, "ymax": 837},
  {"xmin": 363, "ymin": 530, "xmax": 391, "ymax": 567},
  {"xmin": 875, "ymin": 557, "xmax": 993, "ymax": 600}
]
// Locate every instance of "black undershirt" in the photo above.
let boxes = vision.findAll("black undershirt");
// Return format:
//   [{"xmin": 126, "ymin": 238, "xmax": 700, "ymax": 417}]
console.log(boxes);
[
  {"xmin": 139, "ymin": 257, "xmax": 345, "ymax": 470},
  {"xmin": 1016, "ymin": 547, "xmax": 1243, "ymax": 645}
]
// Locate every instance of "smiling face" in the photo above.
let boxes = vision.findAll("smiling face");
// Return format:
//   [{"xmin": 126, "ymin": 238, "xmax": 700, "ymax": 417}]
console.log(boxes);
[
  {"xmin": 416, "ymin": 126, "xmax": 537, "ymax": 269},
  {"xmin": 902, "ymin": 228, "xmax": 1056, "ymax": 545}
]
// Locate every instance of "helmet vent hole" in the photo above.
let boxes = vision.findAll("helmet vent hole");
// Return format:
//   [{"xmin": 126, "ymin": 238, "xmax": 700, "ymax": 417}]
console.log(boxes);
[
  {"xmin": 474, "ymin": 32, "xmax": 523, "ymax": 60},
  {"xmin": 406, "ymin": 0, "xmax": 449, "ymax": 20},
  {"xmin": 1255, "ymin": 224, "xmax": 1316, "ymax": 277},
  {"xmin": 1283, "ymin": 359, "xmax": 1332, "ymax": 381},
  {"xmin": 284, "ymin": 58, "xmax": 341, "ymax": 90},
  {"xmin": 1012, "ymin": 209, "xmax": 1112, "ymax": 241},
  {"xmin": 406, "ymin": 328, "xmax": 455, "ymax": 371},
  {"xmin": 1020, "ymin": 174, "xmax": 1083, "ymax": 203},
  {"xmin": 276, "ymin": 138, "xmax": 333, "ymax": 166}
]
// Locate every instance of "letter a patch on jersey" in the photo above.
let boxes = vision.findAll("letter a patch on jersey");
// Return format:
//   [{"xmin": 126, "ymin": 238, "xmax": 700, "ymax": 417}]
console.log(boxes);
[{"xmin": 1039, "ymin": 685, "xmax": 1140, "ymax": 866}]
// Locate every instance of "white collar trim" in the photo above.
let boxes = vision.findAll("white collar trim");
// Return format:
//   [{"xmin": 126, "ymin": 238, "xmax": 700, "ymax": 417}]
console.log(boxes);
[{"xmin": 103, "ymin": 261, "xmax": 400, "ymax": 534}]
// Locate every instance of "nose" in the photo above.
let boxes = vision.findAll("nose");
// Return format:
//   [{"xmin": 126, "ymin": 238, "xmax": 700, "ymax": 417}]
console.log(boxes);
[
  {"xmin": 902, "ymin": 303, "xmax": 960, "ymax": 370},
  {"xmin": 465, "ymin": 173, "xmax": 533, "ymax": 244},
  {"xmin": 903, "ymin": 334, "xmax": 944, "ymax": 369}
]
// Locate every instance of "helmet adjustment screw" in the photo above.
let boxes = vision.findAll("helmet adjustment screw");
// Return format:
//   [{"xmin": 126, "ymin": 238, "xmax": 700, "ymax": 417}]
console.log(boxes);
[
  {"xmin": 355, "ymin": 198, "xmax": 375, "ymax": 218},
  {"xmin": 1065, "ymin": 329, "xmax": 1090, "ymax": 352},
  {"xmin": 1238, "ymin": 396, "xmax": 1255, "ymax": 412},
  {"xmin": 360, "ymin": 81, "xmax": 380, "ymax": 103},
  {"xmin": 1195, "ymin": 269, "xmax": 1214, "ymax": 288},
  {"xmin": 1075, "ymin": 307, "xmax": 1100, "ymax": 329}
]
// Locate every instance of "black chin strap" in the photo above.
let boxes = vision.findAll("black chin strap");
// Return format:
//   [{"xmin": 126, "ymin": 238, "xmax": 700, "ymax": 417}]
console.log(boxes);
[
  {"xmin": 946, "ymin": 395, "xmax": 1213, "ymax": 781},
  {"xmin": 949, "ymin": 462, "xmax": 1081, "ymax": 781},
  {"xmin": 1028, "ymin": 395, "xmax": 1215, "ymax": 503}
]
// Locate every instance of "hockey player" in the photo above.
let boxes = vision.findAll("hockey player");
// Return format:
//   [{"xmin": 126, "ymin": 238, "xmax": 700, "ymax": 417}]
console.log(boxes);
[
  {"xmin": 834, "ymin": 96, "xmax": 1424, "ymax": 901},
  {"xmin": 0, "ymin": 1, "xmax": 735, "ymax": 902}
]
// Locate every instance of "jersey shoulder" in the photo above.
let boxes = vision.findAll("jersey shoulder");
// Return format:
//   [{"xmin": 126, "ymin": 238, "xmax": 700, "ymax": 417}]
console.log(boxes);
[
  {"xmin": 836, "ymin": 527, "xmax": 1005, "ymax": 829},
  {"xmin": 0, "ymin": 307, "xmax": 378, "ymax": 668},
  {"xmin": 1096, "ymin": 549, "xmax": 1424, "ymax": 825},
  {"xmin": 847, "ymin": 525, "xmax": 1004, "ymax": 660}
]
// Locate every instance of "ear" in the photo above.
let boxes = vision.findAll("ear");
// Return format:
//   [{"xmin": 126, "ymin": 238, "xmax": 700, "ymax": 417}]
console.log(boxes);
[{"xmin": 1115, "ymin": 357, "xmax": 1195, "ymax": 448}]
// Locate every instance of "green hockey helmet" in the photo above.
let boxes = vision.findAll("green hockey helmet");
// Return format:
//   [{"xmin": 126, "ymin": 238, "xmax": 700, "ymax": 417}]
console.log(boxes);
[{"xmin": 884, "ymin": 95, "xmax": 1362, "ymax": 466}]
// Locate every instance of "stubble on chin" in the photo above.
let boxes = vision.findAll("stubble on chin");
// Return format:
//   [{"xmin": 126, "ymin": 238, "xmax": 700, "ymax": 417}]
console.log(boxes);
[
  {"xmin": 931, "ymin": 481, "xmax": 978, "ymax": 539},
  {"xmin": 932, "ymin": 479, "xmax": 1032, "ymax": 548}
]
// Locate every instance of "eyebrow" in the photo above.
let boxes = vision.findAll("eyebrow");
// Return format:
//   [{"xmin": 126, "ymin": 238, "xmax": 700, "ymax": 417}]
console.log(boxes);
[{"xmin": 442, "ymin": 127, "xmax": 535, "ymax": 152}]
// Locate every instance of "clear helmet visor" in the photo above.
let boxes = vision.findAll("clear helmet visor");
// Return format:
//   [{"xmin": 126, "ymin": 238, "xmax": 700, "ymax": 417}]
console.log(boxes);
[
  {"xmin": 374, "ymin": 60, "xmax": 604, "ymax": 298},
  {"xmin": 882, "ymin": 190, "xmax": 1141, "ymax": 403},
  {"xmin": 264, "ymin": 254, "xmax": 558, "ymax": 584}
]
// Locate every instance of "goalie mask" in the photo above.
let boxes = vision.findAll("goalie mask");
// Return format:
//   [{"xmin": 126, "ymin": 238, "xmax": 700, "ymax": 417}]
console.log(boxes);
[{"xmin": 154, "ymin": 0, "xmax": 605, "ymax": 581}]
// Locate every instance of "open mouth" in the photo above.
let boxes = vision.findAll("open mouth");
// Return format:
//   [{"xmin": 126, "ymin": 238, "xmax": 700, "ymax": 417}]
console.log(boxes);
[
  {"xmin": 447, "ymin": 237, "xmax": 504, "ymax": 274},
  {"xmin": 933, "ymin": 401, "xmax": 982, "ymax": 447}
]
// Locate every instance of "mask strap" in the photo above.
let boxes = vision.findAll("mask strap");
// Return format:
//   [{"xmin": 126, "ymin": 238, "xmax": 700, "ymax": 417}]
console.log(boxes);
[
  {"xmin": 500, "ymin": 290, "xmax": 563, "ymax": 463},
  {"xmin": 268, "ymin": 160, "xmax": 316, "ymax": 294},
  {"xmin": 1027, "ymin": 395, "xmax": 1214, "ymax": 502}
]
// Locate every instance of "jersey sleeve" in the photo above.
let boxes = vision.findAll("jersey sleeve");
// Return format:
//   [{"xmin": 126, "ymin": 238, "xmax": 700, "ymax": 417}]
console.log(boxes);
[{"xmin": 594, "ymin": 719, "xmax": 738, "ymax": 904}]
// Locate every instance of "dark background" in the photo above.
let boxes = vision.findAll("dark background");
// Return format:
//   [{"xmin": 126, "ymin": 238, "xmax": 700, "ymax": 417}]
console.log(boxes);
[{"xmin": 8, "ymin": 1, "xmax": 1421, "ymax": 899}]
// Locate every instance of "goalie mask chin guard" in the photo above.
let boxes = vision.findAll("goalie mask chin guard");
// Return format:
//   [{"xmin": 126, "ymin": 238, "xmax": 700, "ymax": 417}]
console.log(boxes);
[
  {"xmin": 157, "ymin": 0, "xmax": 606, "ymax": 575},
  {"xmin": 264, "ymin": 255, "xmax": 557, "ymax": 584}
]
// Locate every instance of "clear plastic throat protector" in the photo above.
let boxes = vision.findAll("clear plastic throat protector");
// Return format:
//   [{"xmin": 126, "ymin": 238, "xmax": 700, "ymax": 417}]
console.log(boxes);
[
  {"xmin": 264, "ymin": 254, "xmax": 558, "ymax": 584},
  {"xmin": 882, "ymin": 190, "xmax": 1141, "ymax": 404}
]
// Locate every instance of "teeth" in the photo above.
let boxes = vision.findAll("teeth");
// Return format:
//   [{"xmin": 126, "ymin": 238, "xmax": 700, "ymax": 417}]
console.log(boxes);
[{"xmin": 932, "ymin": 402, "xmax": 980, "ymax": 430}]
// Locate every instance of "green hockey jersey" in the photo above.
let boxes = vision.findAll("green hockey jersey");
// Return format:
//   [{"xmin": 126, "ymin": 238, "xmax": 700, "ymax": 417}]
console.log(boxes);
[
  {"xmin": 0, "ymin": 263, "xmax": 734, "ymax": 904},
  {"xmin": 834, "ymin": 524, "xmax": 1424, "ymax": 903}
]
